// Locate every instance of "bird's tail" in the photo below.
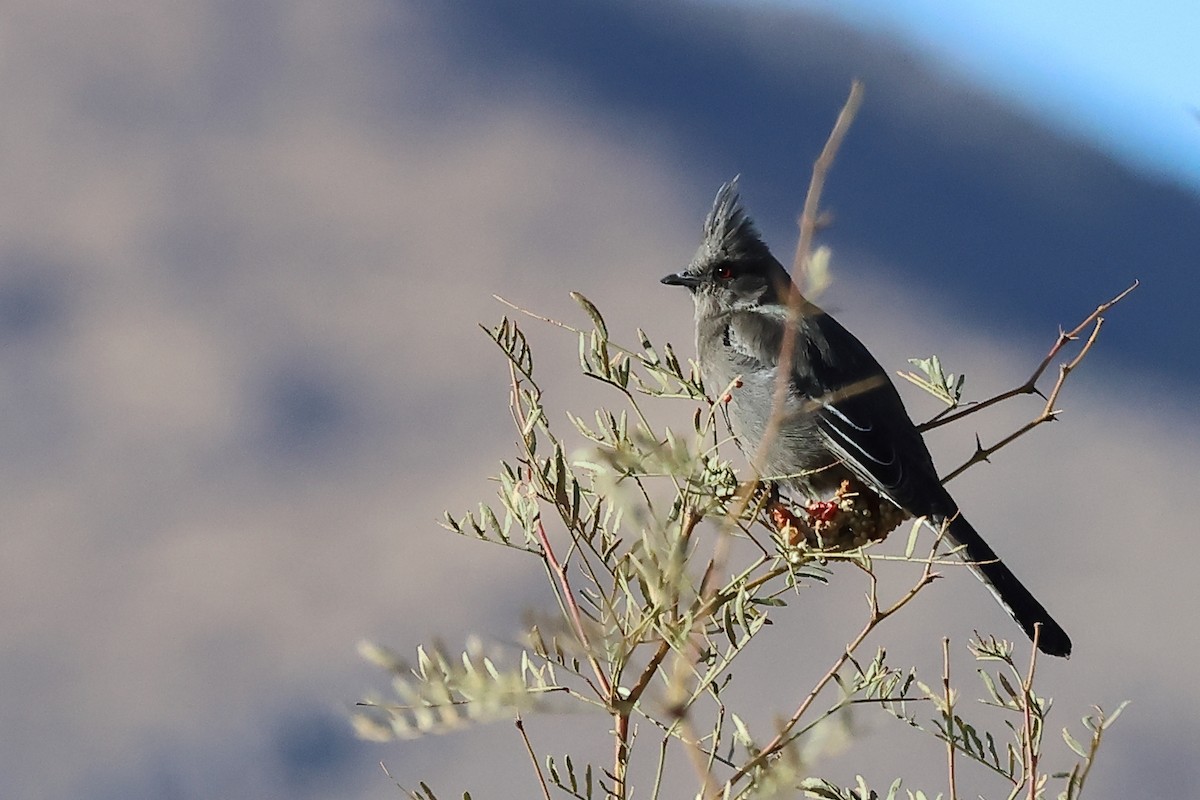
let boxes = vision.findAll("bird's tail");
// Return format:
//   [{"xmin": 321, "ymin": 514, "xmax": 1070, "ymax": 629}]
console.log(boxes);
[{"xmin": 933, "ymin": 512, "xmax": 1072, "ymax": 658}]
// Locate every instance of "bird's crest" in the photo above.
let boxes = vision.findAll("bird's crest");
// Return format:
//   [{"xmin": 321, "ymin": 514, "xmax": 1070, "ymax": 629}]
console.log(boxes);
[{"xmin": 694, "ymin": 178, "xmax": 773, "ymax": 268}]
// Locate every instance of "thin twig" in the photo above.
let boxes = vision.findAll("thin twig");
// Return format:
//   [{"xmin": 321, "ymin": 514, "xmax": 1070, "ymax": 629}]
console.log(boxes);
[
  {"xmin": 688, "ymin": 93, "xmax": 867, "ymax": 746},
  {"xmin": 650, "ymin": 732, "xmax": 671, "ymax": 800},
  {"xmin": 495, "ymin": 294, "xmax": 589, "ymax": 335},
  {"xmin": 666, "ymin": 592, "xmax": 724, "ymax": 792},
  {"xmin": 943, "ymin": 638, "xmax": 959, "ymax": 800},
  {"xmin": 794, "ymin": 80, "xmax": 866, "ymax": 281},
  {"xmin": 625, "ymin": 639, "xmax": 672, "ymax": 710},
  {"xmin": 719, "ymin": 552, "xmax": 938, "ymax": 795},
  {"xmin": 509, "ymin": 353, "xmax": 614, "ymax": 702},
  {"xmin": 614, "ymin": 714, "xmax": 630, "ymax": 800},
  {"xmin": 616, "ymin": 507, "xmax": 705, "ymax": 797},
  {"xmin": 515, "ymin": 716, "xmax": 554, "ymax": 800},
  {"xmin": 532, "ymin": 512, "xmax": 627, "ymax": 799},
  {"xmin": 1070, "ymin": 704, "xmax": 1124, "ymax": 798},
  {"xmin": 920, "ymin": 280, "xmax": 1138, "ymax": 433},
  {"xmin": 752, "ymin": 81, "xmax": 864, "ymax": 489},
  {"xmin": 633, "ymin": 711, "xmax": 741, "ymax": 772},
  {"xmin": 534, "ymin": 518, "xmax": 612, "ymax": 697},
  {"xmin": 681, "ymin": 714, "xmax": 719, "ymax": 800},
  {"xmin": 1022, "ymin": 627, "xmax": 1041, "ymax": 800},
  {"xmin": 494, "ymin": 293, "xmax": 654, "ymax": 380},
  {"xmin": 940, "ymin": 309, "xmax": 1107, "ymax": 483}
]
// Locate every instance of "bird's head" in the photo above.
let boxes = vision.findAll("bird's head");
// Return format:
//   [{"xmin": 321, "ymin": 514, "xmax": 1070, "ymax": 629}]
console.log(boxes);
[{"xmin": 661, "ymin": 178, "xmax": 793, "ymax": 311}]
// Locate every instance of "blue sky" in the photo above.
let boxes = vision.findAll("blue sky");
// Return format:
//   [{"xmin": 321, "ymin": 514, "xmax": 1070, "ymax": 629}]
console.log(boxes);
[{"xmin": 779, "ymin": 0, "xmax": 1200, "ymax": 189}]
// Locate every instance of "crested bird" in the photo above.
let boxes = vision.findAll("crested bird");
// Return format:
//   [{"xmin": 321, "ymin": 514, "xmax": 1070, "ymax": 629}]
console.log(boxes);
[{"xmin": 662, "ymin": 180, "xmax": 1072, "ymax": 657}]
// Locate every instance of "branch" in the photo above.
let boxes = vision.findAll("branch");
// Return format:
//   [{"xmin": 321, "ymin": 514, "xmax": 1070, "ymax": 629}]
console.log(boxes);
[
  {"xmin": 753, "ymin": 79, "xmax": 864, "ymax": 504},
  {"xmin": 793, "ymin": 79, "xmax": 865, "ymax": 280},
  {"xmin": 532, "ymin": 511, "xmax": 630, "ymax": 799},
  {"xmin": 940, "ymin": 303, "xmax": 1109, "ymax": 484},
  {"xmin": 533, "ymin": 518, "xmax": 613, "ymax": 699},
  {"xmin": 515, "ymin": 716, "xmax": 554, "ymax": 800},
  {"xmin": 943, "ymin": 638, "xmax": 959, "ymax": 800},
  {"xmin": 1022, "ymin": 628, "xmax": 1042, "ymax": 800},
  {"xmin": 920, "ymin": 279, "xmax": 1138, "ymax": 434},
  {"xmin": 506, "ymin": 353, "xmax": 615, "ymax": 706},
  {"xmin": 719, "ymin": 551, "xmax": 938, "ymax": 796}
]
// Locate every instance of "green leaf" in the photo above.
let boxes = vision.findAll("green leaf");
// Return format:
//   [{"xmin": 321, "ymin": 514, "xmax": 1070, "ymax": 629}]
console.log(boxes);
[
  {"xmin": 570, "ymin": 291, "xmax": 608, "ymax": 338},
  {"xmin": 1101, "ymin": 700, "xmax": 1131, "ymax": 729},
  {"xmin": 731, "ymin": 713, "xmax": 753, "ymax": 747},
  {"xmin": 1062, "ymin": 727, "xmax": 1087, "ymax": 757},
  {"xmin": 898, "ymin": 354, "xmax": 965, "ymax": 407}
]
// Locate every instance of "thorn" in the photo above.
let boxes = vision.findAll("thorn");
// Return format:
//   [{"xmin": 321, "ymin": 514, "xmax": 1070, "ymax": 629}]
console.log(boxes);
[{"xmin": 974, "ymin": 433, "xmax": 991, "ymax": 462}]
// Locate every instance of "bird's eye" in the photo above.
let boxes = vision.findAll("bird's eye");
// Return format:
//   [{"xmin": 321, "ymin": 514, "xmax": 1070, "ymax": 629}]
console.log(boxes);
[{"xmin": 716, "ymin": 265, "xmax": 735, "ymax": 281}]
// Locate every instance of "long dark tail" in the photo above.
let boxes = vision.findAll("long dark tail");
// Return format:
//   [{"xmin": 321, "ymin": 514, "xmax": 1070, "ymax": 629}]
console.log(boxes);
[{"xmin": 934, "ymin": 512, "xmax": 1072, "ymax": 658}]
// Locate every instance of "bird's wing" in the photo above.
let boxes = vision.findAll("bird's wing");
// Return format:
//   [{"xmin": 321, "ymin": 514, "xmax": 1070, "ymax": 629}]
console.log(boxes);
[
  {"xmin": 728, "ymin": 307, "xmax": 937, "ymax": 510},
  {"xmin": 811, "ymin": 373, "xmax": 911, "ymax": 502}
]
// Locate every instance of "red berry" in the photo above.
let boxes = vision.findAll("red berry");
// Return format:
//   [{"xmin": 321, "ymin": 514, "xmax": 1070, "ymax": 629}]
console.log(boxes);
[{"xmin": 806, "ymin": 500, "xmax": 840, "ymax": 523}]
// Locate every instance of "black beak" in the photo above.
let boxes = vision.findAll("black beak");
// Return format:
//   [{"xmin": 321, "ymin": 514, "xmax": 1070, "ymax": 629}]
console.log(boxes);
[{"xmin": 661, "ymin": 272, "xmax": 700, "ymax": 289}]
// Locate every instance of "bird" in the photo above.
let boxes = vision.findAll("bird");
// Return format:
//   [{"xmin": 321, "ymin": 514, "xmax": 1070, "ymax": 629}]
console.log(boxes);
[{"xmin": 661, "ymin": 179, "xmax": 1072, "ymax": 657}]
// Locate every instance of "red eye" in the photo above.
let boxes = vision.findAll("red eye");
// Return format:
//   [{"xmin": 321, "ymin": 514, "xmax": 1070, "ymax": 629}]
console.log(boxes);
[{"xmin": 716, "ymin": 265, "xmax": 735, "ymax": 281}]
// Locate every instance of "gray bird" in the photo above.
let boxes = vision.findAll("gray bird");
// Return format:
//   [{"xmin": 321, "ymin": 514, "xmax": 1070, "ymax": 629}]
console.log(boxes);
[{"xmin": 662, "ymin": 180, "xmax": 1071, "ymax": 657}]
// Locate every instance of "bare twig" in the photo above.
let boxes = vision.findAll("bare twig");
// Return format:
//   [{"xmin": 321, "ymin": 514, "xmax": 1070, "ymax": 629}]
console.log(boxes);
[
  {"xmin": 681, "ymin": 714, "xmax": 719, "ymax": 800},
  {"xmin": 534, "ymin": 518, "xmax": 611, "ymax": 697},
  {"xmin": 614, "ymin": 714, "xmax": 630, "ymax": 800},
  {"xmin": 495, "ymin": 294, "xmax": 590, "ymax": 336},
  {"xmin": 530, "ymin": 513, "xmax": 630, "ymax": 800},
  {"xmin": 794, "ymin": 80, "xmax": 866, "ymax": 281},
  {"xmin": 920, "ymin": 280, "xmax": 1138, "ymax": 434},
  {"xmin": 1022, "ymin": 628, "xmax": 1042, "ymax": 800},
  {"xmin": 940, "ymin": 307, "xmax": 1108, "ymax": 483},
  {"xmin": 943, "ymin": 638, "xmax": 959, "ymax": 800},
  {"xmin": 650, "ymin": 732, "xmax": 671, "ymax": 800},
  {"xmin": 752, "ymin": 80, "xmax": 864, "ymax": 489},
  {"xmin": 515, "ymin": 716, "xmax": 554, "ymax": 800},
  {"xmin": 719, "ymin": 551, "xmax": 938, "ymax": 796},
  {"xmin": 625, "ymin": 639, "xmax": 672, "ymax": 708}
]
